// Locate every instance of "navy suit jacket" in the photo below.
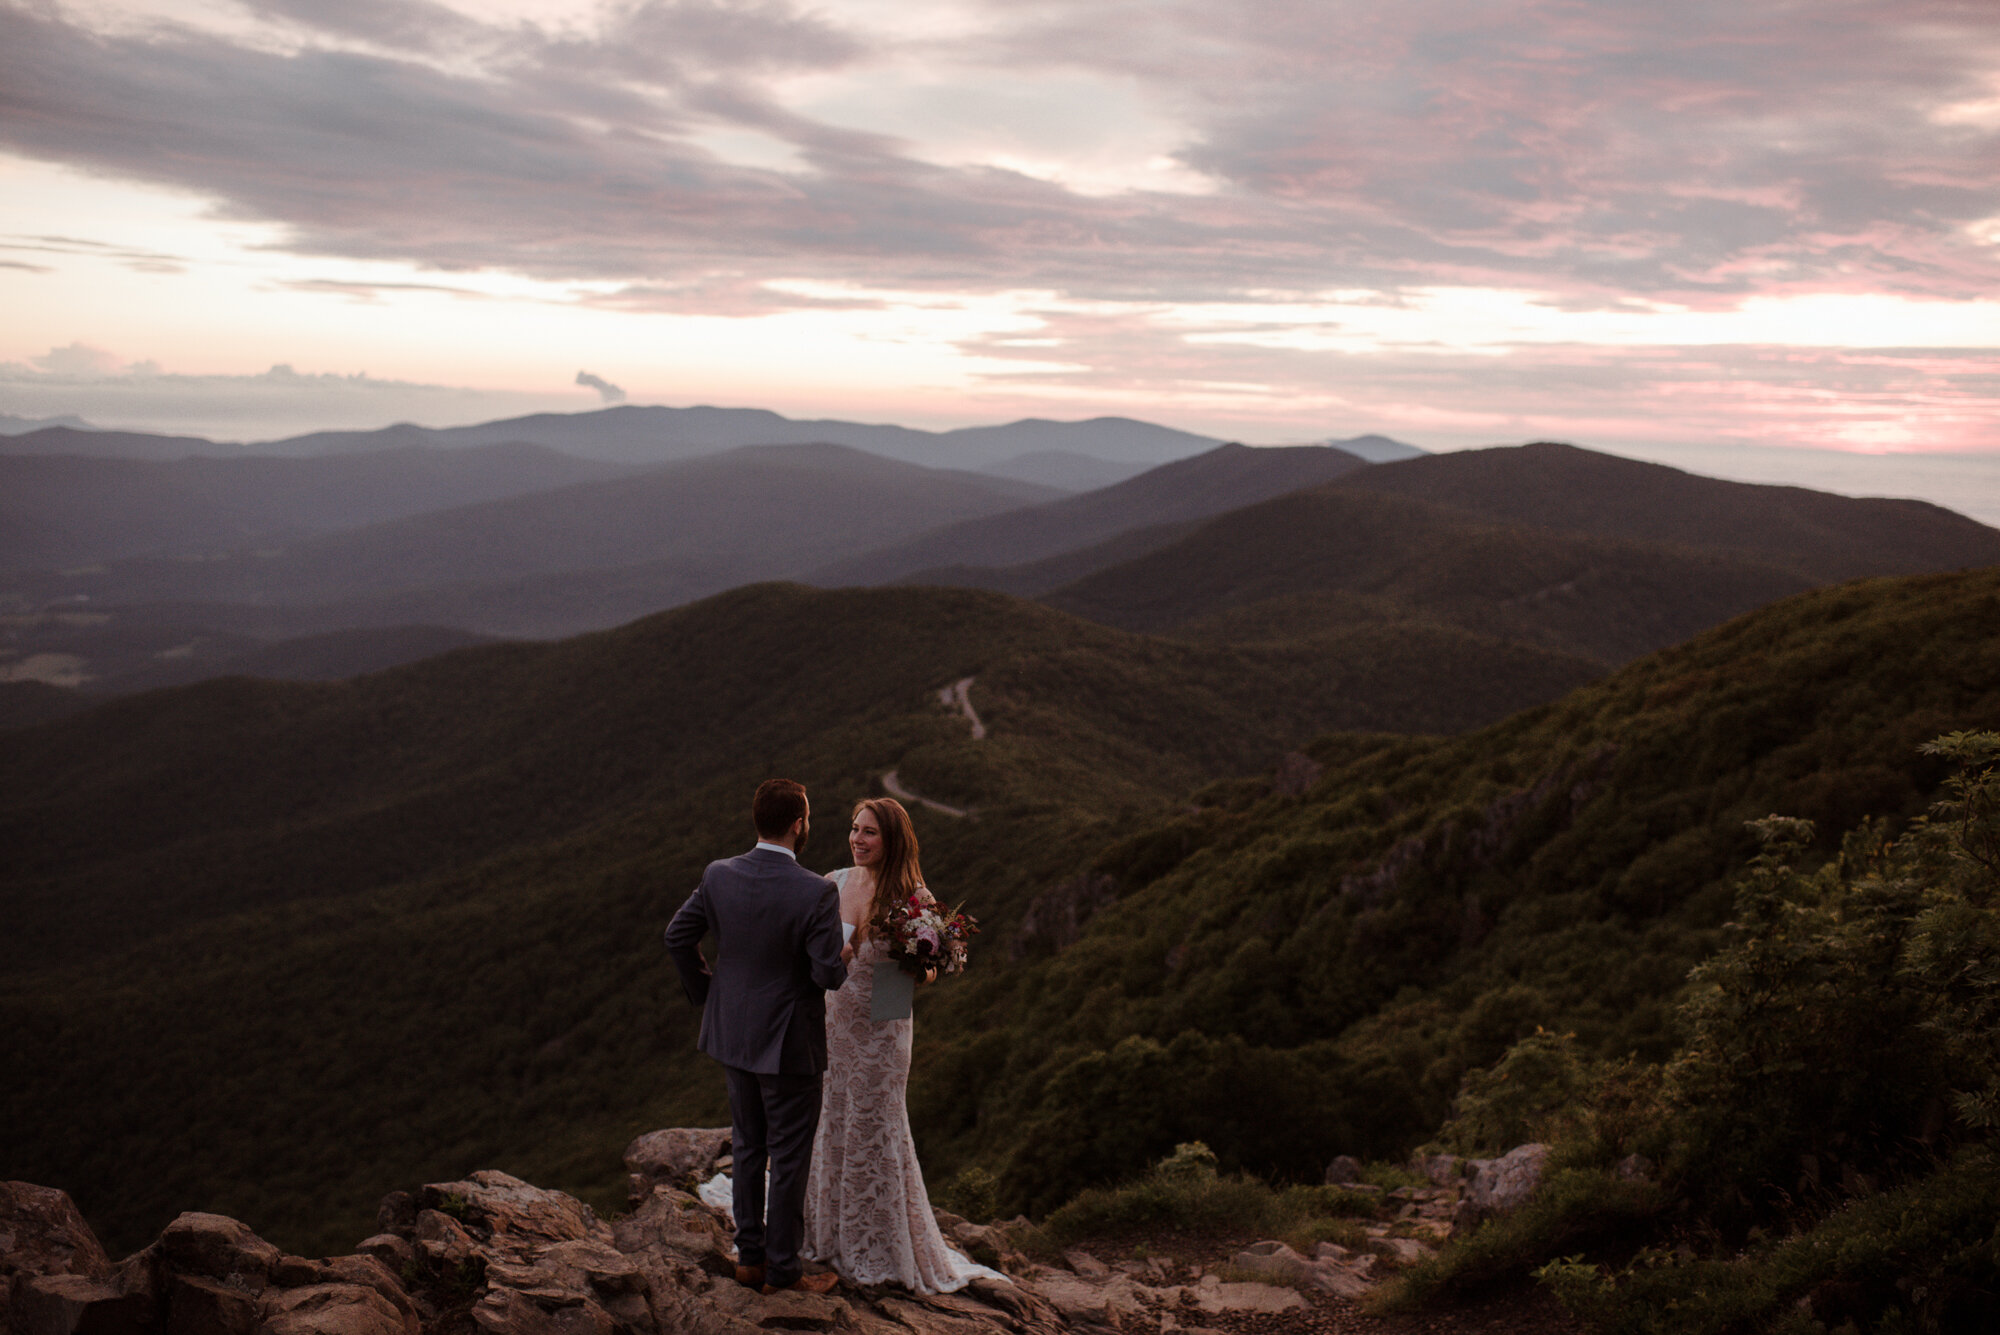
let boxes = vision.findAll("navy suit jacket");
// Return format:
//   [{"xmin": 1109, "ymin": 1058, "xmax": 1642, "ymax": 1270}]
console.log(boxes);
[{"xmin": 664, "ymin": 847, "xmax": 848, "ymax": 1075}]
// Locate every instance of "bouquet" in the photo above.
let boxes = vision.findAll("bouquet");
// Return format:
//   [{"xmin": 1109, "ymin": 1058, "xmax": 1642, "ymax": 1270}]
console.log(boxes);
[{"xmin": 882, "ymin": 892, "xmax": 979, "ymax": 978}]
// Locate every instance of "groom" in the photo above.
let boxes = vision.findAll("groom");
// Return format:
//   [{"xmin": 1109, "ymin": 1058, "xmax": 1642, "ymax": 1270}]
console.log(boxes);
[{"xmin": 665, "ymin": 779, "xmax": 848, "ymax": 1295}]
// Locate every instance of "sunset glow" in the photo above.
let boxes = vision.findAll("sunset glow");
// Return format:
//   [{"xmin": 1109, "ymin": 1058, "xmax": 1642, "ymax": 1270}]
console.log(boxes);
[{"xmin": 2, "ymin": 0, "xmax": 1997, "ymax": 456}]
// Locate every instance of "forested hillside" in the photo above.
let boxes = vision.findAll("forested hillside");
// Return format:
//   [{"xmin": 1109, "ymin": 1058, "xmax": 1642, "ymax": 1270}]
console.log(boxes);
[
  {"xmin": 0, "ymin": 581, "xmax": 1589, "ymax": 1255},
  {"xmin": 6, "ymin": 549, "xmax": 2000, "ymax": 1322},
  {"xmin": 912, "ymin": 567, "xmax": 2000, "ymax": 1214}
]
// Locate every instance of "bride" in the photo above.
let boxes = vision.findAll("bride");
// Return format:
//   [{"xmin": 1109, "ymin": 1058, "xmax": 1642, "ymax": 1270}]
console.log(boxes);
[{"xmin": 803, "ymin": 797, "xmax": 990, "ymax": 1293}]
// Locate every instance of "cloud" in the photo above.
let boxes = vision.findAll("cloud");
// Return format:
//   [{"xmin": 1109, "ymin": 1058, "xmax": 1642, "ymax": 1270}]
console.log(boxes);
[
  {"xmin": 1, "ymin": 233, "xmax": 185, "ymax": 273},
  {"xmin": 0, "ymin": 0, "xmax": 1993, "ymax": 309},
  {"xmin": 31, "ymin": 342, "xmax": 128, "ymax": 376},
  {"xmin": 942, "ymin": 305, "xmax": 2000, "ymax": 452},
  {"xmin": 278, "ymin": 277, "xmax": 491, "ymax": 301},
  {"xmin": 235, "ymin": 0, "xmax": 481, "ymax": 54},
  {"xmin": 0, "ymin": 346, "xmax": 597, "ymax": 442},
  {"xmin": 575, "ymin": 369, "xmax": 626, "ymax": 402}
]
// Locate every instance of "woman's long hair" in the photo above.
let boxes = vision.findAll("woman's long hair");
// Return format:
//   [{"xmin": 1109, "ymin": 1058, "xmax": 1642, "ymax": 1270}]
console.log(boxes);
[{"xmin": 854, "ymin": 797, "xmax": 924, "ymax": 937}]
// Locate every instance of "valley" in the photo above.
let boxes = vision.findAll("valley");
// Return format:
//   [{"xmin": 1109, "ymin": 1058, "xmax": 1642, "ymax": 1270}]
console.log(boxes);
[{"xmin": 4, "ymin": 412, "xmax": 2000, "ymax": 1332}]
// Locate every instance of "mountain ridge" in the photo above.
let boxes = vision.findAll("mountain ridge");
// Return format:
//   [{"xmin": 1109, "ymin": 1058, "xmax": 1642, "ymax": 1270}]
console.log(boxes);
[
  {"xmin": 0, "ymin": 441, "xmax": 637, "ymax": 571},
  {"xmin": 4, "ymin": 443, "xmax": 1062, "ymax": 626},
  {"xmin": 813, "ymin": 443, "xmax": 1370, "ymax": 588}
]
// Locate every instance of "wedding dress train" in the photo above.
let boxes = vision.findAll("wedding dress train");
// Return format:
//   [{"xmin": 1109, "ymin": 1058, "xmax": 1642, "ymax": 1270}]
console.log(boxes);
[{"xmin": 802, "ymin": 868, "xmax": 998, "ymax": 1294}]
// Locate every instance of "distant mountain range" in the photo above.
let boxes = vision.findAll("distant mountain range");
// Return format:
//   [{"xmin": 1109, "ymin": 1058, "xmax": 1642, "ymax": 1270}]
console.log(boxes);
[
  {"xmin": 0, "ymin": 407, "xmax": 1240, "ymax": 471},
  {"xmin": 1036, "ymin": 442, "xmax": 2000, "ymax": 664},
  {"xmin": 1318, "ymin": 434, "xmax": 1427, "ymax": 463},
  {"xmin": 4, "ymin": 444, "xmax": 1056, "ymax": 624},
  {"xmin": 810, "ymin": 442, "xmax": 1372, "ymax": 587},
  {"xmin": 0, "ymin": 442, "xmax": 636, "ymax": 571},
  {"xmin": 0, "ymin": 413, "xmax": 95, "ymax": 435},
  {"xmin": 5, "ymin": 430, "xmax": 1997, "ymax": 719}
]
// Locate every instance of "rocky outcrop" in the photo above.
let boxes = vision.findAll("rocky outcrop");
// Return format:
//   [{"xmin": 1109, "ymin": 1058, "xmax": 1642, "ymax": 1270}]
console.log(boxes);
[
  {"xmin": 1339, "ymin": 747, "xmax": 1619, "ymax": 911},
  {"xmin": 1230, "ymin": 1241, "xmax": 1367, "ymax": 1297},
  {"xmin": 7, "ymin": 1133, "xmax": 1564, "ymax": 1335},
  {"xmin": 1011, "ymin": 874, "xmax": 1120, "ymax": 960},
  {"xmin": 622, "ymin": 1129, "xmax": 732, "ymax": 1206},
  {"xmin": 2, "ymin": 1149, "xmax": 1076, "ymax": 1335},
  {"xmin": 1, "ymin": 1181, "xmax": 112, "ymax": 1281},
  {"xmin": 1321, "ymin": 1155, "xmax": 1364, "ymax": 1185},
  {"xmin": 1452, "ymin": 1143, "xmax": 1552, "ymax": 1234},
  {"xmin": 3, "ymin": 1181, "xmax": 421, "ymax": 1335},
  {"xmin": 1411, "ymin": 1154, "xmax": 1466, "ymax": 1187}
]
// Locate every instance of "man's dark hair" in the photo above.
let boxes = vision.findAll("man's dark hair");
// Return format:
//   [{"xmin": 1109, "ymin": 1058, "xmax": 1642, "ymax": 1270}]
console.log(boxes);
[{"xmin": 753, "ymin": 779, "xmax": 809, "ymax": 840}]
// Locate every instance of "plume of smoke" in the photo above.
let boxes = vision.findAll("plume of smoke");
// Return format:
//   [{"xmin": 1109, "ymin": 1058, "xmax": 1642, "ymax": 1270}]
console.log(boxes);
[{"xmin": 575, "ymin": 370, "xmax": 625, "ymax": 404}]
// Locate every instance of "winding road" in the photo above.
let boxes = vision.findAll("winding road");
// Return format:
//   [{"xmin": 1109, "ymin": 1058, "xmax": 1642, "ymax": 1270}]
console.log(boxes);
[
  {"xmin": 879, "ymin": 676, "xmax": 987, "ymax": 817},
  {"xmin": 938, "ymin": 676, "xmax": 986, "ymax": 739},
  {"xmin": 881, "ymin": 769, "xmax": 971, "ymax": 819}
]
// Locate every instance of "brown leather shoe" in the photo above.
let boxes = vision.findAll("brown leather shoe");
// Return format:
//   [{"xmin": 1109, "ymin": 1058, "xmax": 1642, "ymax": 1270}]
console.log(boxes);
[
  {"xmin": 734, "ymin": 1264, "xmax": 766, "ymax": 1288},
  {"xmin": 761, "ymin": 1272, "xmax": 838, "ymax": 1296}
]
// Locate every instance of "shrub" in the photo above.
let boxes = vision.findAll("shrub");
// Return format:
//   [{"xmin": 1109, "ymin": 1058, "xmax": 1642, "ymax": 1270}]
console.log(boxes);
[
  {"xmin": 936, "ymin": 1165, "xmax": 999, "ymax": 1223},
  {"xmin": 1369, "ymin": 1167, "xmax": 1662, "ymax": 1312},
  {"xmin": 1390, "ymin": 731, "xmax": 2000, "ymax": 1329},
  {"xmin": 1039, "ymin": 1142, "xmax": 1389, "ymax": 1249},
  {"xmin": 1433, "ymin": 1028, "xmax": 1600, "ymax": 1155}
]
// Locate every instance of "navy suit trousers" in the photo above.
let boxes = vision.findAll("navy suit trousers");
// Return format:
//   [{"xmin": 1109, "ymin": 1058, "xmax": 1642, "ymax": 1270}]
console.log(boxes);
[{"xmin": 723, "ymin": 1065, "xmax": 824, "ymax": 1287}]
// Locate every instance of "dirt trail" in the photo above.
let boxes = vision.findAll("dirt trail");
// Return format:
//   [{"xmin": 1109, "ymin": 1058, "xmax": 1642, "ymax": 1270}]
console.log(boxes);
[
  {"xmin": 879, "ymin": 677, "xmax": 986, "ymax": 816},
  {"xmin": 940, "ymin": 675, "xmax": 986, "ymax": 738},
  {"xmin": 882, "ymin": 769, "xmax": 972, "ymax": 818}
]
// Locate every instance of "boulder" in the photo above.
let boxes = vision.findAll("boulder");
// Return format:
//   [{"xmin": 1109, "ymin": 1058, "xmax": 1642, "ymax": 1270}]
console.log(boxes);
[
  {"xmin": 1231, "ymin": 1240, "xmax": 1373, "ymax": 1298},
  {"xmin": 354, "ymin": 1235, "xmax": 415, "ymax": 1272},
  {"xmin": 169, "ymin": 1272, "xmax": 262, "ymax": 1334},
  {"xmin": 708, "ymin": 1280, "xmax": 851, "ymax": 1329},
  {"xmin": 1413, "ymin": 1153, "xmax": 1464, "ymax": 1186},
  {"xmin": 535, "ymin": 1239, "xmax": 645, "ymax": 1299},
  {"xmin": 10, "ymin": 1271, "xmax": 155, "ymax": 1335},
  {"xmin": 1229, "ymin": 1241, "xmax": 1313, "ymax": 1285},
  {"xmin": 375, "ymin": 1194, "xmax": 418, "ymax": 1239},
  {"xmin": 1026, "ymin": 1270, "xmax": 1148, "ymax": 1324},
  {"xmin": 1186, "ymin": 1274, "xmax": 1307, "ymax": 1314},
  {"xmin": 1453, "ymin": 1143, "xmax": 1551, "ymax": 1234},
  {"xmin": 1322, "ymin": 1155, "xmax": 1364, "ymax": 1185},
  {"xmin": 622, "ymin": 1130, "xmax": 731, "ymax": 1204},
  {"xmin": 158, "ymin": 1212, "xmax": 281, "ymax": 1286},
  {"xmin": 1465, "ymin": 1144, "xmax": 1549, "ymax": 1215},
  {"xmin": 274, "ymin": 1256, "xmax": 337, "ymax": 1288},
  {"xmin": 0, "ymin": 1181, "xmax": 113, "ymax": 1281},
  {"xmin": 323, "ymin": 1255, "xmax": 421, "ymax": 1328},
  {"xmin": 258, "ymin": 1282, "xmax": 416, "ymax": 1335},
  {"xmin": 1365, "ymin": 1236, "xmax": 1429, "ymax": 1266},
  {"xmin": 469, "ymin": 1284, "xmax": 618, "ymax": 1335},
  {"xmin": 414, "ymin": 1210, "xmax": 476, "ymax": 1268},
  {"xmin": 609, "ymin": 1187, "xmax": 734, "ymax": 1277},
  {"xmin": 1061, "ymin": 1248, "xmax": 1109, "ymax": 1277},
  {"xmin": 420, "ymin": 1174, "xmax": 610, "ymax": 1256},
  {"xmin": 880, "ymin": 1287, "xmax": 1062, "ymax": 1335}
]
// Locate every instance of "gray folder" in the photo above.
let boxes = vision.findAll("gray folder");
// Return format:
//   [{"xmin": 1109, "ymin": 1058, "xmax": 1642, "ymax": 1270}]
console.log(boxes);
[{"xmin": 870, "ymin": 961, "xmax": 914, "ymax": 1022}]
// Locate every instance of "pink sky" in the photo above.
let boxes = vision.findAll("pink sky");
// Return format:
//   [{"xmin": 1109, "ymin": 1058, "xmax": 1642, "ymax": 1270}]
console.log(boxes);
[{"xmin": 2, "ymin": 0, "xmax": 1997, "ymax": 452}]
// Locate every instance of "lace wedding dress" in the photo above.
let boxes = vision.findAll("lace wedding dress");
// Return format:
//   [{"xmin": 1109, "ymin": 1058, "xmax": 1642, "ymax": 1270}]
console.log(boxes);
[{"xmin": 802, "ymin": 868, "xmax": 997, "ymax": 1294}]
